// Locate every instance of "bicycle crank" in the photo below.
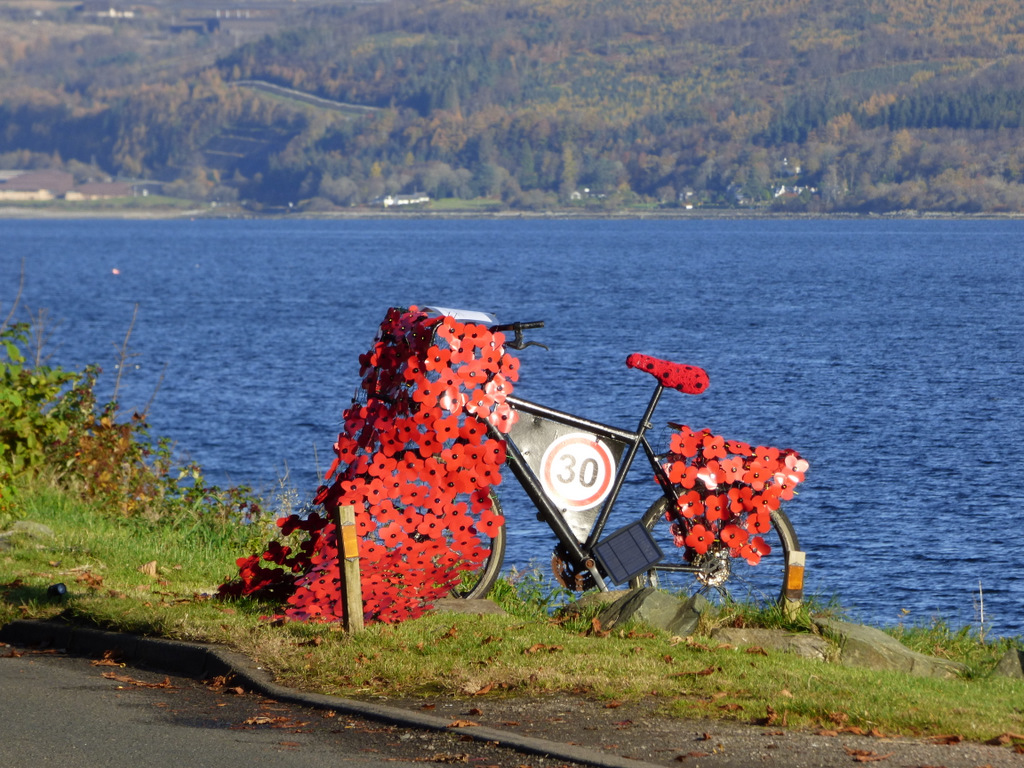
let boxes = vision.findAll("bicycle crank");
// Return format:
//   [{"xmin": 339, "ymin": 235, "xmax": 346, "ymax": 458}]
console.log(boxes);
[
  {"xmin": 551, "ymin": 545, "xmax": 596, "ymax": 592},
  {"xmin": 691, "ymin": 545, "xmax": 732, "ymax": 588}
]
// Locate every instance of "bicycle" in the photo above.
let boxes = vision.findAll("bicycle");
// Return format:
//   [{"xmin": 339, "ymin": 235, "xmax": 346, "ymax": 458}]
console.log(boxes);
[
  {"xmin": 281, "ymin": 305, "xmax": 807, "ymax": 624},
  {"xmin": 421, "ymin": 308, "xmax": 808, "ymax": 609}
]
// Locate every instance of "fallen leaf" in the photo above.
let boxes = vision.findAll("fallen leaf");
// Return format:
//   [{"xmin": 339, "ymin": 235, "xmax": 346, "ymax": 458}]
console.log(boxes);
[
  {"xmin": 90, "ymin": 650, "xmax": 124, "ymax": 667},
  {"xmin": 523, "ymin": 643, "xmax": 563, "ymax": 654},
  {"xmin": 928, "ymin": 734, "xmax": 964, "ymax": 745},
  {"xmin": 137, "ymin": 561, "xmax": 158, "ymax": 578},
  {"xmin": 473, "ymin": 683, "xmax": 495, "ymax": 695},
  {"xmin": 718, "ymin": 703, "xmax": 743, "ymax": 712},
  {"xmin": 278, "ymin": 741, "xmax": 302, "ymax": 748},
  {"xmin": 670, "ymin": 666, "xmax": 719, "ymax": 677},
  {"xmin": 448, "ymin": 720, "xmax": 479, "ymax": 728},
  {"xmin": 779, "ymin": 688, "xmax": 794, "ymax": 698},
  {"xmin": 441, "ymin": 625, "xmax": 459, "ymax": 640},
  {"xmin": 844, "ymin": 748, "xmax": 894, "ymax": 762},
  {"xmin": 986, "ymin": 732, "xmax": 1024, "ymax": 746},
  {"xmin": 745, "ymin": 646, "xmax": 768, "ymax": 656},
  {"xmin": 675, "ymin": 752, "xmax": 711, "ymax": 761},
  {"xmin": 589, "ymin": 617, "xmax": 610, "ymax": 637},
  {"xmin": 425, "ymin": 753, "xmax": 469, "ymax": 763},
  {"xmin": 101, "ymin": 672, "xmax": 175, "ymax": 689},
  {"xmin": 604, "ymin": 701, "xmax": 623, "ymax": 709},
  {"xmin": 466, "ymin": 708, "xmax": 483, "ymax": 716}
]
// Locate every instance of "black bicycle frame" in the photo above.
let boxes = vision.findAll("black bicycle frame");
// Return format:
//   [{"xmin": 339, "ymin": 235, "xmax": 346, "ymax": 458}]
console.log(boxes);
[{"xmin": 487, "ymin": 382, "xmax": 681, "ymax": 589}]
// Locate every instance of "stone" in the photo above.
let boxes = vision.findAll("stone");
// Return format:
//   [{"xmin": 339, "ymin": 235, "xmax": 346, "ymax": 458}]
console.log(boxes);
[
  {"xmin": 596, "ymin": 587, "xmax": 708, "ymax": 636},
  {"xmin": 992, "ymin": 648, "xmax": 1024, "ymax": 679},
  {"xmin": 432, "ymin": 598, "xmax": 506, "ymax": 616},
  {"xmin": 0, "ymin": 520, "xmax": 56, "ymax": 550},
  {"xmin": 5, "ymin": 520, "xmax": 55, "ymax": 539},
  {"xmin": 710, "ymin": 627, "xmax": 831, "ymax": 661},
  {"xmin": 815, "ymin": 619, "xmax": 967, "ymax": 679}
]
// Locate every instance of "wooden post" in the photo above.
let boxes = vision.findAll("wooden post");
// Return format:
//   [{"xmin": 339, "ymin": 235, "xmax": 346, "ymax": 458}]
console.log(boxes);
[{"xmin": 335, "ymin": 504, "xmax": 364, "ymax": 633}]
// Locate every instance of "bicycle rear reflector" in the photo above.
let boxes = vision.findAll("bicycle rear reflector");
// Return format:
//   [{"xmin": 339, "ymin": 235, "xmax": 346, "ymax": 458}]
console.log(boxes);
[{"xmin": 593, "ymin": 522, "xmax": 664, "ymax": 585}]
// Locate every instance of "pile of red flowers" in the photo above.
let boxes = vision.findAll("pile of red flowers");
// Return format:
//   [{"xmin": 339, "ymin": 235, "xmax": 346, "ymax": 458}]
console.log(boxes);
[
  {"xmin": 661, "ymin": 425, "xmax": 808, "ymax": 564},
  {"xmin": 219, "ymin": 307, "xmax": 518, "ymax": 623}
]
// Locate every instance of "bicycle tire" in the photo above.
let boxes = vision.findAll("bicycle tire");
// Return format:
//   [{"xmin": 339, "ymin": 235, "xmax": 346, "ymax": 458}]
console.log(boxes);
[
  {"xmin": 448, "ymin": 492, "xmax": 506, "ymax": 599},
  {"xmin": 629, "ymin": 496, "xmax": 800, "ymax": 607}
]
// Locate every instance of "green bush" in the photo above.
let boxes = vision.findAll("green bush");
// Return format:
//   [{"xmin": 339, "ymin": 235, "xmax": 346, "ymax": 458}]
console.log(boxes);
[{"xmin": 0, "ymin": 320, "xmax": 262, "ymax": 530}]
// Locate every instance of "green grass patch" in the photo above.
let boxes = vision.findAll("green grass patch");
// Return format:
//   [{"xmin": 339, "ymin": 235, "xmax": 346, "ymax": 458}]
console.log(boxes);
[{"xmin": 2, "ymin": 481, "xmax": 1023, "ymax": 744}]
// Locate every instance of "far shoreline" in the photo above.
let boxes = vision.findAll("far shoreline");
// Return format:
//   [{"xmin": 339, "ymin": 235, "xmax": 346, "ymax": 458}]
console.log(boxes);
[{"xmin": 3, "ymin": 203, "xmax": 1024, "ymax": 221}]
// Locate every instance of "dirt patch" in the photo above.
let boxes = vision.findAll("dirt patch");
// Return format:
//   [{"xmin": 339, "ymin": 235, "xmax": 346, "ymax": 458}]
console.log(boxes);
[{"xmin": 379, "ymin": 693, "xmax": 1024, "ymax": 768}]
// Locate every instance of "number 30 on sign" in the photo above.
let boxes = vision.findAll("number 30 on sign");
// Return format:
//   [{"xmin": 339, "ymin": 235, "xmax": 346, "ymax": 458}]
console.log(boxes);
[{"xmin": 539, "ymin": 433, "xmax": 616, "ymax": 511}]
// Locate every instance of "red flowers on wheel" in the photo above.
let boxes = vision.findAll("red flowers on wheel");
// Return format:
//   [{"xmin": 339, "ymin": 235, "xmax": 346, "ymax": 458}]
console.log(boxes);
[
  {"xmin": 219, "ymin": 307, "xmax": 517, "ymax": 625},
  {"xmin": 661, "ymin": 425, "xmax": 807, "ymax": 562}
]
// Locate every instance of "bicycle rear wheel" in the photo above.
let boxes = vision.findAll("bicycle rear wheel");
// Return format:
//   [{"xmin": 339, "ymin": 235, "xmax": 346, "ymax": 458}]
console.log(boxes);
[
  {"xmin": 629, "ymin": 496, "xmax": 801, "ymax": 607},
  {"xmin": 448, "ymin": 492, "xmax": 506, "ymax": 599}
]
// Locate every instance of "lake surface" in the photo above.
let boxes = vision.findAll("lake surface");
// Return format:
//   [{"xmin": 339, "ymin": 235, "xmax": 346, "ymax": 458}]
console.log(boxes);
[{"xmin": 3, "ymin": 216, "xmax": 1023, "ymax": 637}]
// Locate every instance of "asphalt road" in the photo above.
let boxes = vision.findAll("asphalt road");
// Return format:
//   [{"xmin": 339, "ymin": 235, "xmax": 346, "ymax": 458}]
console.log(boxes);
[
  {"xmin": 0, "ymin": 650, "xmax": 585, "ymax": 768},
  {"xmin": 2, "ymin": 624, "xmax": 1022, "ymax": 768}
]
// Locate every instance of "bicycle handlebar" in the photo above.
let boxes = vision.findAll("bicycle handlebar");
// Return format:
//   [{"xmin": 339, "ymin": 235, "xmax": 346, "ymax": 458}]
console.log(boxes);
[
  {"xmin": 490, "ymin": 320, "xmax": 547, "ymax": 350},
  {"xmin": 490, "ymin": 320, "xmax": 545, "ymax": 333}
]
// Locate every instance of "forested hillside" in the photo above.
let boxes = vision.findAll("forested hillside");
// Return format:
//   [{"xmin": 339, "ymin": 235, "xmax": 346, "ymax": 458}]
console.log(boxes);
[{"xmin": 5, "ymin": 0, "xmax": 1024, "ymax": 212}]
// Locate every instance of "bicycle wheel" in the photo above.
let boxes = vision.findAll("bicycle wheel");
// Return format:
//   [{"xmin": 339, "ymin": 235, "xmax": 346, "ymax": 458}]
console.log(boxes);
[
  {"xmin": 448, "ymin": 492, "xmax": 506, "ymax": 599},
  {"xmin": 629, "ymin": 496, "xmax": 801, "ymax": 607}
]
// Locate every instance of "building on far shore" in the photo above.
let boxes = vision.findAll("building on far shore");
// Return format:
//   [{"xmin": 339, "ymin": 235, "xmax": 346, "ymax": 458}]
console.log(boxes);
[
  {"xmin": 0, "ymin": 170, "xmax": 136, "ymax": 201},
  {"xmin": 0, "ymin": 170, "xmax": 75, "ymax": 201}
]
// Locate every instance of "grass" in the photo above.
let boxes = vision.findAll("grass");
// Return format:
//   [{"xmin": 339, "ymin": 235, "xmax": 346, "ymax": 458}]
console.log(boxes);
[{"xmin": 2, "ymin": 478, "xmax": 1023, "ymax": 745}]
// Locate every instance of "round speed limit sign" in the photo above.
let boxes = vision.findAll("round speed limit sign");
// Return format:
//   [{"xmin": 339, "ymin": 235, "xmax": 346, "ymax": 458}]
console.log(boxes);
[{"xmin": 540, "ymin": 433, "xmax": 616, "ymax": 511}]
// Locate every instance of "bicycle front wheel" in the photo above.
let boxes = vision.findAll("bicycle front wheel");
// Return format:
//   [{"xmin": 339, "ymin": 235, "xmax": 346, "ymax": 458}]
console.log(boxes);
[
  {"xmin": 448, "ymin": 492, "xmax": 506, "ymax": 599},
  {"xmin": 629, "ymin": 496, "xmax": 801, "ymax": 607}
]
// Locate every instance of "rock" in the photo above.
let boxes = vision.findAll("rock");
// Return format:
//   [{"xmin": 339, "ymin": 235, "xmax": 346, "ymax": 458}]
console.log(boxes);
[
  {"xmin": 432, "ymin": 598, "xmax": 506, "ymax": 615},
  {"xmin": 0, "ymin": 520, "xmax": 56, "ymax": 550},
  {"xmin": 5, "ymin": 520, "xmax": 55, "ymax": 539},
  {"xmin": 815, "ymin": 619, "xmax": 967, "ymax": 679},
  {"xmin": 710, "ymin": 627, "xmax": 830, "ymax": 661},
  {"xmin": 557, "ymin": 590, "xmax": 631, "ymax": 615},
  {"xmin": 992, "ymin": 648, "xmax": 1024, "ymax": 679},
  {"xmin": 596, "ymin": 587, "xmax": 708, "ymax": 636}
]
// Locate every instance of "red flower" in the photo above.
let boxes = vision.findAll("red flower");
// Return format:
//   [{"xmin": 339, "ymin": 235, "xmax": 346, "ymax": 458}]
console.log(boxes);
[
  {"xmin": 739, "ymin": 536, "xmax": 771, "ymax": 565},
  {"xmin": 684, "ymin": 524, "xmax": 714, "ymax": 555},
  {"xmin": 484, "ymin": 373, "xmax": 511, "ymax": 397},
  {"xmin": 501, "ymin": 355, "xmax": 521, "ymax": 380},
  {"xmin": 703, "ymin": 493, "xmax": 728, "ymax": 522},
  {"xmin": 668, "ymin": 461, "xmax": 700, "ymax": 488},
  {"xmin": 675, "ymin": 490, "xmax": 702, "ymax": 518},
  {"xmin": 720, "ymin": 524, "xmax": 748, "ymax": 552},
  {"xmin": 717, "ymin": 456, "xmax": 744, "ymax": 484},
  {"xmin": 488, "ymin": 401, "xmax": 518, "ymax": 432},
  {"xmin": 742, "ymin": 461, "xmax": 770, "ymax": 491},
  {"xmin": 464, "ymin": 388, "xmax": 496, "ymax": 417},
  {"xmin": 424, "ymin": 345, "xmax": 452, "ymax": 372},
  {"xmin": 753, "ymin": 485, "xmax": 782, "ymax": 512},
  {"xmin": 725, "ymin": 438, "xmax": 752, "ymax": 455},
  {"xmin": 746, "ymin": 511, "xmax": 771, "ymax": 534},
  {"xmin": 459, "ymin": 420, "xmax": 487, "ymax": 442},
  {"xmin": 702, "ymin": 433, "xmax": 727, "ymax": 460},
  {"xmin": 670, "ymin": 428, "xmax": 703, "ymax": 457},
  {"xmin": 368, "ymin": 454, "xmax": 398, "ymax": 479}
]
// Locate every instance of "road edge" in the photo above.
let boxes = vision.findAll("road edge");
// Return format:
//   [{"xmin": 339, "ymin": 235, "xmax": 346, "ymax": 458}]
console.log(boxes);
[{"xmin": 0, "ymin": 618, "xmax": 661, "ymax": 768}]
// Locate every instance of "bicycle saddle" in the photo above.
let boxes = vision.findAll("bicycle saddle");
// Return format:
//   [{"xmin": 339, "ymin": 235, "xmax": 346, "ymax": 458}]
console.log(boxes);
[{"xmin": 626, "ymin": 353, "xmax": 709, "ymax": 394}]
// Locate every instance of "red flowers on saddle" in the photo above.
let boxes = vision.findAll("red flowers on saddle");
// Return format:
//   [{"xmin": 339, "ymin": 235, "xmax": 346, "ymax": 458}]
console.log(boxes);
[
  {"xmin": 218, "ymin": 306, "xmax": 517, "ymax": 624},
  {"xmin": 662, "ymin": 425, "xmax": 807, "ymax": 566}
]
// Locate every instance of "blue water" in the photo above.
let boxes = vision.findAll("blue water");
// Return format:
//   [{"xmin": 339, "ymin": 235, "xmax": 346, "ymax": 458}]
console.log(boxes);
[{"xmin": 3, "ymin": 217, "xmax": 1023, "ymax": 636}]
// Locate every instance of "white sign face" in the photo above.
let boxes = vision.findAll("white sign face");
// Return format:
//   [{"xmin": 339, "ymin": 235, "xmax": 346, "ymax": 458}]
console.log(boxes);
[{"xmin": 539, "ymin": 433, "xmax": 616, "ymax": 511}]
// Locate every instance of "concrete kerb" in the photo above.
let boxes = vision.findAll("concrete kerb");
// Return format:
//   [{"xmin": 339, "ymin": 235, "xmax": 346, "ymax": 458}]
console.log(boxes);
[{"xmin": 0, "ymin": 619, "xmax": 662, "ymax": 768}]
